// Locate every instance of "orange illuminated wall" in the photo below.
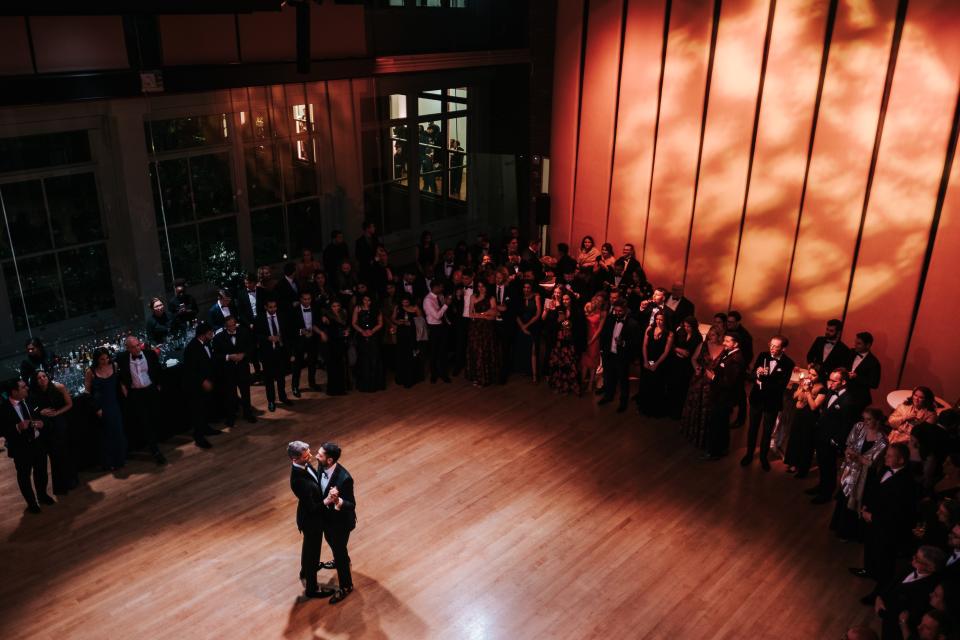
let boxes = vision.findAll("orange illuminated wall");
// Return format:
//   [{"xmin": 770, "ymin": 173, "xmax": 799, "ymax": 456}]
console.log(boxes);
[{"xmin": 548, "ymin": 0, "xmax": 960, "ymax": 401}]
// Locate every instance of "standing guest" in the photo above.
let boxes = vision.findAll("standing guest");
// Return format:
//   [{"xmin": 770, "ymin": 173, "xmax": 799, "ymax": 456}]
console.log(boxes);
[
  {"xmin": 540, "ymin": 287, "xmax": 564, "ymax": 376},
  {"xmin": 625, "ymin": 270, "xmax": 653, "ymax": 314},
  {"xmin": 258, "ymin": 265, "xmax": 275, "ymax": 291},
  {"xmin": 168, "ymin": 278, "xmax": 199, "ymax": 326},
  {"xmin": 521, "ymin": 238, "xmax": 544, "ymax": 279},
  {"xmin": 323, "ymin": 229, "xmax": 349, "ymax": 278},
  {"xmin": 809, "ymin": 368, "xmax": 860, "ymax": 503},
  {"xmin": 492, "ymin": 269, "xmax": 514, "ymax": 384},
  {"xmin": 287, "ymin": 440, "xmax": 333, "ymax": 599},
  {"xmin": 665, "ymin": 316, "xmax": 702, "ymax": 420},
  {"xmin": 452, "ymin": 270, "xmax": 475, "ymax": 376},
  {"xmin": 354, "ymin": 219, "xmax": 379, "ymax": 271},
  {"xmin": 466, "ymin": 280, "xmax": 501, "ymax": 387},
  {"xmin": 725, "ymin": 310, "xmax": 753, "ymax": 429},
  {"xmin": 380, "ymin": 281, "xmax": 399, "ymax": 373},
  {"xmin": 365, "ymin": 246, "xmax": 395, "ymax": 297},
  {"xmin": 514, "ymin": 281, "xmax": 543, "ymax": 382},
  {"xmin": 638, "ymin": 287, "xmax": 672, "ymax": 329},
  {"xmin": 681, "ymin": 325, "xmax": 724, "ymax": 448},
  {"xmin": 310, "ymin": 270, "xmax": 334, "ymax": 310},
  {"xmin": 317, "ymin": 442, "xmax": 357, "ymax": 605},
  {"xmin": 416, "ymin": 230, "xmax": 440, "ymax": 276},
  {"xmin": 597, "ymin": 242, "xmax": 616, "ymax": 271},
  {"xmin": 208, "ymin": 289, "xmax": 234, "ymax": 330},
  {"xmin": 182, "ymin": 323, "xmax": 219, "ymax": 449},
  {"xmin": 20, "ymin": 338, "xmax": 52, "ymax": 382},
  {"xmin": 664, "ymin": 283, "xmax": 695, "ymax": 329},
  {"xmin": 145, "ymin": 298, "xmax": 176, "ymax": 344},
  {"xmin": 352, "ymin": 294, "xmax": 385, "ymax": 392},
  {"xmin": 30, "ymin": 371, "xmax": 77, "ymax": 494},
  {"xmin": 393, "ymin": 294, "xmax": 424, "ymax": 389},
  {"xmin": 576, "ymin": 235, "xmax": 601, "ymax": 270},
  {"xmin": 711, "ymin": 312, "xmax": 728, "ymax": 336},
  {"xmin": 297, "ymin": 249, "xmax": 319, "ymax": 288},
  {"xmin": 548, "ymin": 308, "xmax": 580, "ymax": 395},
  {"xmin": 898, "ymin": 609, "xmax": 952, "ymax": 640},
  {"xmin": 335, "ymin": 261, "xmax": 359, "ymax": 309},
  {"xmin": 831, "ymin": 408, "xmax": 887, "ymax": 541},
  {"xmin": 440, "ymin": 248, "xmax": 457, "ymax": 280},
  {"xmin": 1, "ymin": 378, "xmax": 52, "ymax": 513},
  {"xmin": 784, "ymin": 364, "xmax": 826, "ymax": 478},
  {"xmin": 320, "ymin": 301, "xmax": 351, "ymax": 396},
  {"xmin": 638, "ymin": 312, "xmax": 674, "ymax": 417},
  {"xmin": 290, "ymin": 291, "xmax": 323, "ymax": 397},
  {"xmin": 211, "ymin": 316, "xmax": 257, "ymax": 426},
  {"xmin": 554, "ymin": 243, "xmax": 578, "ymax": 277},
  {"xmin": 614, "ymin": 242, "xmax": 644, "ymax": 283},
  {"xmin": 741, "ymin": 335, "xmax": 795, "ymax": 471},
  {"xmin": 276, "ymin": 262, "xmax": 301, "ymax": 311},
  {"xmin": 889, "ymin": 387, "xmax": 939, "ymax": 445},
  {"xmin": 236, "ymin": 272, "xmax": 268, "ymax": 330},
  {"xmin": 84, "ymin": 348, "xmax": 127, "ymax": 467},
  {"xmin": 424, "ymin": 280, "xmax": 451, "ymax": 383},
  {"xmin": 580, "ymin": 296, "xmax": 606, "ymax": 394},
  {"xmin": 806, "ymin": 319, "xmax": 851, "ymax": 374},
  {"xmin": 116, "ymin": 336, "xmax": 167, "ymax": 465},
  {"xmin": 255, "ymin": 299, "xmax": 294, "ymax": 412},
  {"xmin": 597, "ymin": 300, "xmax": 642, "ymax": 412},
  {"xmin": 449, "ymin": 139, "xmax": 465, "ymax": 197},
  {"xmin": 848, "ymin": 331, "xmax": 881, "ymax": 412},
  {"xmin": 702, "ymin": 332, "xmax": 746, "ymax": 461}
]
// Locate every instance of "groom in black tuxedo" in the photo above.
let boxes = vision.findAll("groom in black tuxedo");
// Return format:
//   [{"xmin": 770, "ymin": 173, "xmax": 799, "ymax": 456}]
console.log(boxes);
[
  {"xmin": 288, "ymin": 440, "xmax": 334, "ymax": 599},
  {"xmin": 741, "ymin": 335, "xmax": 794, "ymax": 471},
  {"xmin": 317, "ymin": 442, "xmax": 357, "ymax": 604}
]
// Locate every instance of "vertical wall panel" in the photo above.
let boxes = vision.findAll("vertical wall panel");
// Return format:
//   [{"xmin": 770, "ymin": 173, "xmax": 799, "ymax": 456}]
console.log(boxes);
[
  {"xmin": 607, "ymin": 0, "xmax": 667, "ymax": 256},
  {"xmin": 843, "ymin": 0, "xmax": 960, "ymax": 401},
  {"xmin": 731, "ymin": 0, "xmax": 830, "ymax": 333},
  {"xmin": 570, "ymin": 0, "xmax": 625, "ymax": 247},
  {"xmin": 780, "ymin": 0, "xmax": 898, "ymax": 358},
  {"xmin": 642, "ymin": 0, "xmax": 714, "ymax": 285},
  {"xmin": 548, "ymin": 0, "xmax": 588, "ymax": 247},
  {"xmin": 683, "ymin": 0, "xmax": 769, "ymax": 313}
]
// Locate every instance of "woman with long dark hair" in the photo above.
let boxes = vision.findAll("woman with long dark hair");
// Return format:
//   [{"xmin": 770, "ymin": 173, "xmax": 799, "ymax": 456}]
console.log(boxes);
[
  {"xmin": 666, "ymin": 316, "xmax": 702, "ymax": 420},
  {"xmin": 888, "ymin": 386, "xmax": 938, "ymax": 445},
  {"xmin": 393, "ymin": 293, "xmax": 424, "ymax": 388},
  {"xmin": 513, "ymin": 281, "xmax": 542, "ymax": 382},
  {"xmin": 466, "ymin": 280, "xmax": 500, "ymax": 387},
  {"xmin": 638, "ymin": 313, "xmax": 674, "ymax": 417},
  {"xmin": 576, "ymin": 235, "xmax": 601, "ymax": 271},
  {"xmin": 351, "ymin": 294, "xmax": 385, "ymax": 392},
  {"xmin": 84, "ymin": 348, "xmax": 126, "ymax": 471},
  {"xmin": 31, "ymin": 370, "xmax": 77, "ymax": 494},
  {"xmin": 321, "ymin": 300, "xmax": 350, "ymax": 396}
]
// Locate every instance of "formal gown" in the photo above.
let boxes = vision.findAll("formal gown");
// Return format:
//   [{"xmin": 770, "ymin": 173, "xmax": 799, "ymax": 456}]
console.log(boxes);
[
  {"xmin": 580, "ymin": 311, "xmax": 603, "ymax": 375},
  {"xmin": 665, "ymin": 329, "xmax": 702, "ymax": 420},
  {"xmin": 353, "ymin": 309, "xmax": 385, "ymax": 392},
  {"xmin": 31, "ymin": 384, "xmax": 78, "ymax": 494},
  {"xmin": 830, "ymin": 438, "xmax": 879, "ymax": 541},
  {"xmin": 513, "ymin": 296, "xmax": 540, "ymax": 375},
  {"xmin": 466, "ymin": 298, "xmax": 500, "ymax": 386},
  {"xmin": 548, "ymin": 321, "xmax": 580, "ymax": 395},
  {"xmin": 91, "ymin": 368, "xmax": 126, "ymax": 469},
  {"xmin": 783, "ymin": 387, "xmax": 823, "ymax": 474},
  {"xmin": 638, "ymin": 328, "xmax": 671, "ymax": 417},
  {"xmin": 324, "ymin": 313, "xmax": 350, "ymax": 395},
  {"xmin": 681, "ymin": 345, "xmax": 719, "ymax": 448},
  {"xmin": 394, "ymin": 308, "xmax": 423, "ymax": 388}
]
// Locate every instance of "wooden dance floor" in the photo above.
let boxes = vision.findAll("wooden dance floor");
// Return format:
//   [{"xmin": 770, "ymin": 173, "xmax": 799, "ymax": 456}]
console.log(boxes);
[{"xmin": 0, "ymin": 378, "xmax": 870, "ymax": 639}]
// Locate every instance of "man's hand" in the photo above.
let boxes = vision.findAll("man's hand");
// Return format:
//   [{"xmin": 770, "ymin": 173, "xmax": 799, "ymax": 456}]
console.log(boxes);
[
  {"xmin": 16, "ymin": 419, "xmax": 30, "ymax": 433},
  {"xmin": 201, "ymin": 379, "xmax": 213, "ymax": 392},
  {"xmin": 705, "ymin": 369, "xmax": 716, "ymax": 381},
  {"xmin": 229, "ymin": 353, "xmax": 244, "ymax": 362},
  {"xmin": 40, "ymin": 408, "xmax": 57, "ymax": 417},
  {"xmin": 861, "ymin": 508, "xmax": 873, "ymax": 523},
  {"xmin": 874, "ymin": 595, "xmax": 885, "ymax": 615}
]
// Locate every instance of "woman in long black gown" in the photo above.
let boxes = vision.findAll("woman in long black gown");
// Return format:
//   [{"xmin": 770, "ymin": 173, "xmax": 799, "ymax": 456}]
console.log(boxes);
[
  {"xmin": 784, "ymin": 363, "xmax": 825, "ymax": 477},
  {"xmin": 638, "ymin": 313, "xmax": 674, "ymax": 417},
  {"xmin": 393, "ymin": 293, "xmax": 424, "ymax": 388},
  {"xmin": 351, "ymin": 294, "xmax": 385, "ymax": 392},
  {"xmin": 322, "ymin": 300, "xmax": 350, "ymax": 395},
  {"xmin": 513, "ymin": 281, "xmax": 542, "ymax": 381},
  {"xmin": 665, "ymin": 316, "xmax": 702, "ymax": 419},
  {"xmin": 31, "ymin": 370, "xmax": 78, "ymax": 495}
]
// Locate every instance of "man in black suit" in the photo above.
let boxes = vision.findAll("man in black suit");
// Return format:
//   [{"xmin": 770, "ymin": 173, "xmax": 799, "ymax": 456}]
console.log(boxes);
[
  {"xmin": 323, "ymin": 229, "xmax": 349, "ymax": 278},
  {"xmin": 452, "ymin": 271, "xmax": 475, "ymax": 377},
  {"xmin": 182, "ymin": 321, "xmax": 219, "ymax": 449},
  {"xmin": 741, "ymin": 335, "xmax": 795, "ymax": 470},
  {"xmin": 703, "ymin": 332, "xmax": 747, "ymax": 460},
  {"xmin": 492, "ymin": 269, "xmax": 514, "ymax": 384},
  {"xmin": 598, "ymin": 301, "xmax": 642, "ymax": 412},
  {"xmin": 117, "ymin": 335, "xmax": 167, "ymax": 465},
  {"xmin": 806, "ymin": 318, "xmax": 851, "ymax": 373},
  {"xmin": 211, "ymin": 315, "xmax": 257, "ymax": 426},
  {"xmin": 664, "ymin": 282, "xmax": 695, "ymax": 329},
  {"xmin": 288, "ymin": 440, "xmax": 335, "ymax": 599},
  {"xmin": 637, "ymin": 287, "xmax": 674, "ymax": 330},
  {"xmin": 872, "ymin": 544, "xmax": 944, "ymax": 638},
  {"xmin": 725, "ymin": 310, "xmax": 753, "ymax": 429},
  {"xmin": 1, "ymin": 378, "xmax": 52, "ymax": 513},
  {"xmin": 809, "ymin": 367, "xmax": 861, "ymax": 503},
  {"xmin": 236, "ymin": 273, "xmax": 268, "ymax": 330},
  {"xmin": 317, "ymin": 442, "xmax": 357, "ymax": 605},
  {"xmin": 168, "ymin": 278, "xmax": 199, "ymax": 327},
  {"xmin": 614, "ymin": 243, "xmax": 644, "ymax": 283},
  {"xmin": 354, "ymin": 219, "xmax": 379, "ymax": 272},
  {"xmin": 554, "ymin": 242, "xmax": 577, "ymax": 278},
  {"xmin": 255, "ymin": 299, "xmax": 294, "ymax": 412},
  {"xmin": 847, "ymin": 331, "xmax": 881, "ymax": 412},
  {"xmin": 289, "ymin": 291, "xmax": 324, "ymax": 396},
  {"xmin": 207, "ymin": 289, "xmax": 234, "ymax": 330},
  {"xmin": 275, "ymin": 262, "xmax": 301, "ymax": 312}
]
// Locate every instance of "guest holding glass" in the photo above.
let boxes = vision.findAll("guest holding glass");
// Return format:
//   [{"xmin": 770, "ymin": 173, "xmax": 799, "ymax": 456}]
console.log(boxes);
[
  {"xmin": 784, "ymin": 363, "xmax": 826, "ymax": 478},
  {"xmin": 638, "ymin": 313, "xmax": 674, "ymax": 417},
  {"xmin": 580, "ymin": 296, "xmax": 605, "ymax": 394},
  {"xmin": 31, "ymin": 370, "xmax": 77, "ymax": 495}
]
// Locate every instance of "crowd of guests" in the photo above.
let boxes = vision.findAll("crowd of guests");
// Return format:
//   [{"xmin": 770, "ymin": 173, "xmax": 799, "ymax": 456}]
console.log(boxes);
[{"xmin": 4, "ymin": 220, "xmax": 960, "ymax": 637}]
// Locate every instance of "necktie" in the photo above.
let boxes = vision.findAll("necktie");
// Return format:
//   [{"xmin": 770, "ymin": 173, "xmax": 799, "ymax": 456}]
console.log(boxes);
[{"xmin": 270, "ymin": 315, "xmax": 278, "ymax": 336}]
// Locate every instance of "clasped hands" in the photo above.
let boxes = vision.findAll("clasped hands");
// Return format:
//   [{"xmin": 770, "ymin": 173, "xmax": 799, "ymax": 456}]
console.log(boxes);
[
  {"xmin": 323, "ymin": 486, "xmax": 342, "ymax": 510},
  {"xmin": 18, "ymin": 419, "xmax": 43, "ymax": 432}
]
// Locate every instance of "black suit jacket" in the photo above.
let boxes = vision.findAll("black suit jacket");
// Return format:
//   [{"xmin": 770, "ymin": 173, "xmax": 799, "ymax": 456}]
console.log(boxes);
[
  {"xmin": 863, "ymin": 466, "xmax": 917, "ymax": 549},
  {"xmin": 254, "ymin": 312, "xmax": 292, "ymax": 363},
  {"xmin": 710, "ymin": 349, "xmax": 747, "ymax": 409},
  {"xmin": 665, "ymin": 296, "xmax": 695, "ymax": 326},
  {"xmin": 879, "ymin": 569, "xmax": 937, "ymax": 634},
  {"xmin": 208, "ymin": 302, "xmax": 234, "ymax": 329},
  {"xmin": 637, "ymin": 304, "xmax": 674, "ymax": 331},
  {"xmin": 817, "ymin": 388, "xmax": 860, "ymax": 448},
  {"xmin": 211, "ymin": 327, "xmax": 255, "ymax": 376},
  {"xmin": 116, "ymin": 349, "xmax": 163, "ymax": 392},
  {"xmin": 182, "ymin": 337, "xmax": 215, "ymax": 391},
  {"xmin": 1, "ymin": 400, "xmax": 41, "ymax": 459},
  {"xmin": 291, "ymin": 465, "xmax": 325, "ymax": 534},
  {"xmin": 289, "ymin": 305, "xmax": 324, "ymax": 345},
  {"xmin": 848, "ymin": 351, "xmax": 881, "ymax": 408},
  {"xmin": 321, "ymin": 463, "xmax": 357, "ymax": 533},
  {"xmin": 275, "ymin": 277, "xmax": 301, "ymax": 311},
  {"xmin": 599, "ymin": 315, "xmax": 643, "ymax": 360},
  {"xmin": 806, "ymin": 337, "xmax": 851, "ymax": 374},
  {"xmin": 235, "ymin": 287, "xmax": 269, "ymax": 328},
  {"xmin": 614, "ymin": 256, "xmax": 644, "ymax": 283},
  {"xmin": 748, "ymin": 352, "xmax": 795, "ymax": 412}
]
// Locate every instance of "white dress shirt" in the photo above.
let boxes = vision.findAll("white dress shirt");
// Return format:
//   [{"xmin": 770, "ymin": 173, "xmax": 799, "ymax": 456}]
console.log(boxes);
[
  {"xmin": 827, "ymin": 387, "xmax": 846, "ymax": 408},
  {"xmin": 129, "ymin": 354, "xmax": 153, "ymax": 388},
  {"xmin": 424, "ymin": 292, "xmax": 448, "ymax": 325},
  {"xmin": 610, "ymin": 320, "xmax": 624, "ymax": 354},
  {"xmin": 462, "ymin": 286, "xmax": 474, "ymax": 318},
  {"xmin": 300, "ymin": 306, "xmax": 313, "ymax": 333},
  {"xmin": 246, "ymin": 290, "xmax": 258, "ymax": 318}
]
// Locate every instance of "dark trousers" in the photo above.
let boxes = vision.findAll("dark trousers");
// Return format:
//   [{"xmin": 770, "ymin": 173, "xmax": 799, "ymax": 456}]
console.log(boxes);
[
  {"xmin": 453, "ymin": 318, "xmax": 471, "ymax": 375},
  {"xmin": 707, "ymin": 403, "xmax": 734, "ymax": 456},
  {"xmin": 324, "ymin": 527, "xmax": 353, "ymax": 589},
  {"xmin": 428, "ymin": 323, "xmax": 449, "ymax": 381},
  {"xmin": 496, "ymin": 321, "xmax": 512, "ymax": 384},
  {"xmin": 745, "ymin": 404, "xmax": 779, "ymax": 461},
  {"xmin": 815, "ymin": 432, "xmax": 839, "ymax": 497},
  {"xmin": 291, "ymin": 337, "xmax": 318, "ymax": 390},
  {"xmin": 261, "ymin": 351, "xmax": 289, "ymax": 404},
  {"xmin": 14, "ymin": 446, "xmax": 48, "ymax": 507},
  {"xmin": 300, "ymin": 528, "xmax": 323, "ymax": 593},
  {"xmin": 735, "ymin": 383, "xmax": 748, "ymax": 426},
  {"xmin": 220, "ymin": 364, "xmax": 252, "ymax": 420},
  {"xmin": 602, "ymin": 352, "xmax": 631, "ymax": 408},
  {"xmin": 126, "ymin": 386, "xmax": 162, "ymax": 453},
  {"xmin": 188, "ymin": 389, "xmax": 212, "ymax": 441},
  {"xmin": 863, "ymin": 526, "xmax": 898, "ymax": 592}
]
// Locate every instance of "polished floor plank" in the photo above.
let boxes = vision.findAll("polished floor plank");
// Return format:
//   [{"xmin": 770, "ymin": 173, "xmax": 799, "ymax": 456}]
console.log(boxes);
[{"xmin": 0, "ymin": 378, "xmax": 873, "ymax": 639}]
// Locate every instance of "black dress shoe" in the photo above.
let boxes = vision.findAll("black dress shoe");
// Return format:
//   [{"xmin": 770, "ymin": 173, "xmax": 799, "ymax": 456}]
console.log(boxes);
[
  {"xmin": 38, "ymin": 494, "xmax": 55, "ymax": 505},
  {"xmin": 244, "ymin": 414, "xmax": 258, "ymax": 424},
  {"xmin": 268, "ymin": 402, "xmax": 276, "ymax": 412},
  {"xmin": 281, "ymin": 398, "xmax": 295, "ymax": 407},
  {"xmin": 329, "ymin": 586, "xmax": 353, "ymax": 604},
  {"xmin": 803, "ymin": 486, "xmax": 821, "ymax": 495},
  {"xmin": 810, "ymin": 495, "xmax": 831, "ymax": 505},
  {"xmin": 739, "ymin": 456, "xmax": 752, "ymax": 467},
  {"xmin": 320, "ymin": 560, "xmax": 336, "ymax": 570},
  {"xmin": 849, "ymin": 568, "xmax": 869, "ymax": 578},
  {"xmin": 27, "ymin": 504, "xmax": 41, "ymax": 514},
  {"xmin": 195, "ymin": 437, "xmax": 213, "ymax": 449},
  {"xmin": 760, "ymin": 458, "xmax": 771, "ymax": 471},
  {"xmin": 292, "ymin": 388, "xmax": 302, "ymax": 398},
  {"xmin": 305, "ymin": 588, "xmax": 336, "ymax": 599}
]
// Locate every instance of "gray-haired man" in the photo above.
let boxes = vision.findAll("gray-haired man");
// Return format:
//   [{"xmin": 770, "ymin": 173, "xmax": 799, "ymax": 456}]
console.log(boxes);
[{"xmin": 288, "ymin": 441, "xmax": 333, "ymax": 598}]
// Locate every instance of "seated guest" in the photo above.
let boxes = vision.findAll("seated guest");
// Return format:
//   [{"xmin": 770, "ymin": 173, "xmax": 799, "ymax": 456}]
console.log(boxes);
[
  {"xmin": 741, "ymin": 335, "xmax": 794, "ymax": 471},
  {"xmin": 182, "ymin": 322, "xmax": 219, "ymax": 449},
  {"xmin": 831, "ymin": 408, "xmax": 887, "ymax": 541},
  {"xmin": 848, "ymin": 331, "xmax": 881, "ymax": 412},
  {"xmin": 874, "ymin": 545, "xmax": 945, "ymax": 638},
  {"xmin": 168, "ymin": 278, "xmax": 199, "ymax": 326},
  {"xmin": 30, "ymin": 370, "xmax": 77, "ymax": 494},
  {"xmin": 145, "ymin": 297, "xmax": 175, "ymax": 344},
  {"xmin": 806, "ymin": 318, "xmax": 851, "ymax": 374},
  {"xmin": 20, "ymin": 338, "xmax": 51, "ymax": 382},
  {"xmin": 637, "ymin": 312, "xmax": 674, "ymax": 417},
  {"xmin": 211, "ymin": 315, "xmax": 257, "ymax": 426},
  {"xmin": 208, "ymin": 289, "xmax": 234, "ymax": 330},
  {"xmin": 576, "ymin": 235, "xmax": 601, "ymax": 271},
  {"xmin": 84, "ymin": 348, "xmax": 127, "ymax": 470},
  {"xmin": 889, "ymin": 387, "xmax": 939, "ymax": 445},
  {"xmin": 1, "ymin": 378, "xmax": 52, "ymax": 513},
  {"xmin": 116, "ymin": 336, "xmax": 167, "ymax": 465}
]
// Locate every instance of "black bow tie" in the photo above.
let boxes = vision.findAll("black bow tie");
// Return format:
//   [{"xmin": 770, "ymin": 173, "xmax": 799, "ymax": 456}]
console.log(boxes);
[
  {"xmin": 825, "ymin": 339, "xmax": 837, "ymax": 345},
  {"xmin": 132, "ymin": 354, "xmax": 143, "ymax": 360},
  {"xmin": 302, "ymin": 308, "xmax": 311, "ymax": 312}
]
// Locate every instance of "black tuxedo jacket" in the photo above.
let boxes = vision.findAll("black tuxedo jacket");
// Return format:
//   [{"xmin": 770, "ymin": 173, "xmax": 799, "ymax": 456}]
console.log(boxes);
[
  {"xmin": 254, "ymin": 312, "xmax": 292, "ymax": 360},
  {"xmin": 710, "ymin": 349, "xmax": 746, "ymax": 409},
  {"xmin": 235, "ymin": 287, "xmax": 269, "ymax": 327},
  {"xmin": 289, "ymin": 305, "xmax": 324, "ymax": 344},
  {"xmin": 614, "ymin": 256, "xmax": 644, "ymax": 283},
  {"xmin": 321, "ymin": 463, "xmax": 357, "ymax": 533},
  {"xmin": 748, "ymin": 352, "xmax": 795, "ymax": 412},
  {"xmin": 806, "ymin": 337, "xmax": 851, "ymax": 373},
  {"xmin": 862, "ymin": 466, "xmax": 917, "ymax": 550},
  {"xmin": 879, "ymin": 569, "xmax": 938, "ymax": 633},
  {"xmin": 275, "ymin": 277, "xmax": 301, "ymax": 311},
  {"xmin": 599, "ymin": 315, "xmax": 643, "ymax": 360},
  {"xmin": 816, "ymin": 389, "xmax": 860, "ymax": 448},
  {"xmin": 208, "ymin": 302, "xmax": 233, "ymax": 329},
  {"xmin": 116, "ymin": 349, "xmax": 163, "ymax": 392},
  {"xmin": 665, "ymin": 296, "xmax": 695, "ymax": 326},
  {"xmin": 183, "ymin": 338, "xmax": 215, "ymax": 391},
  {"xmin": 848, "ymin": 351, "xmax": 881, "ymax": 407},
  {"xmin": 211, "ymin": 327, "xmax": 255, "ymax": 374},
  {"xmin": 1, "ymin": 400, "xmax": 41, "ymax": 459},
  {"xmin": 291, "ymin": 465, "xmax": 325, "ymax": 534}
]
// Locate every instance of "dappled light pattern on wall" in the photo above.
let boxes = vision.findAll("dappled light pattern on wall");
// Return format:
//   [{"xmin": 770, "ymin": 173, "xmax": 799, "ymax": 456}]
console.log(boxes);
[{"xmin": 549, "ymin": 0, "xmax": 960, "ymax": 399}]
